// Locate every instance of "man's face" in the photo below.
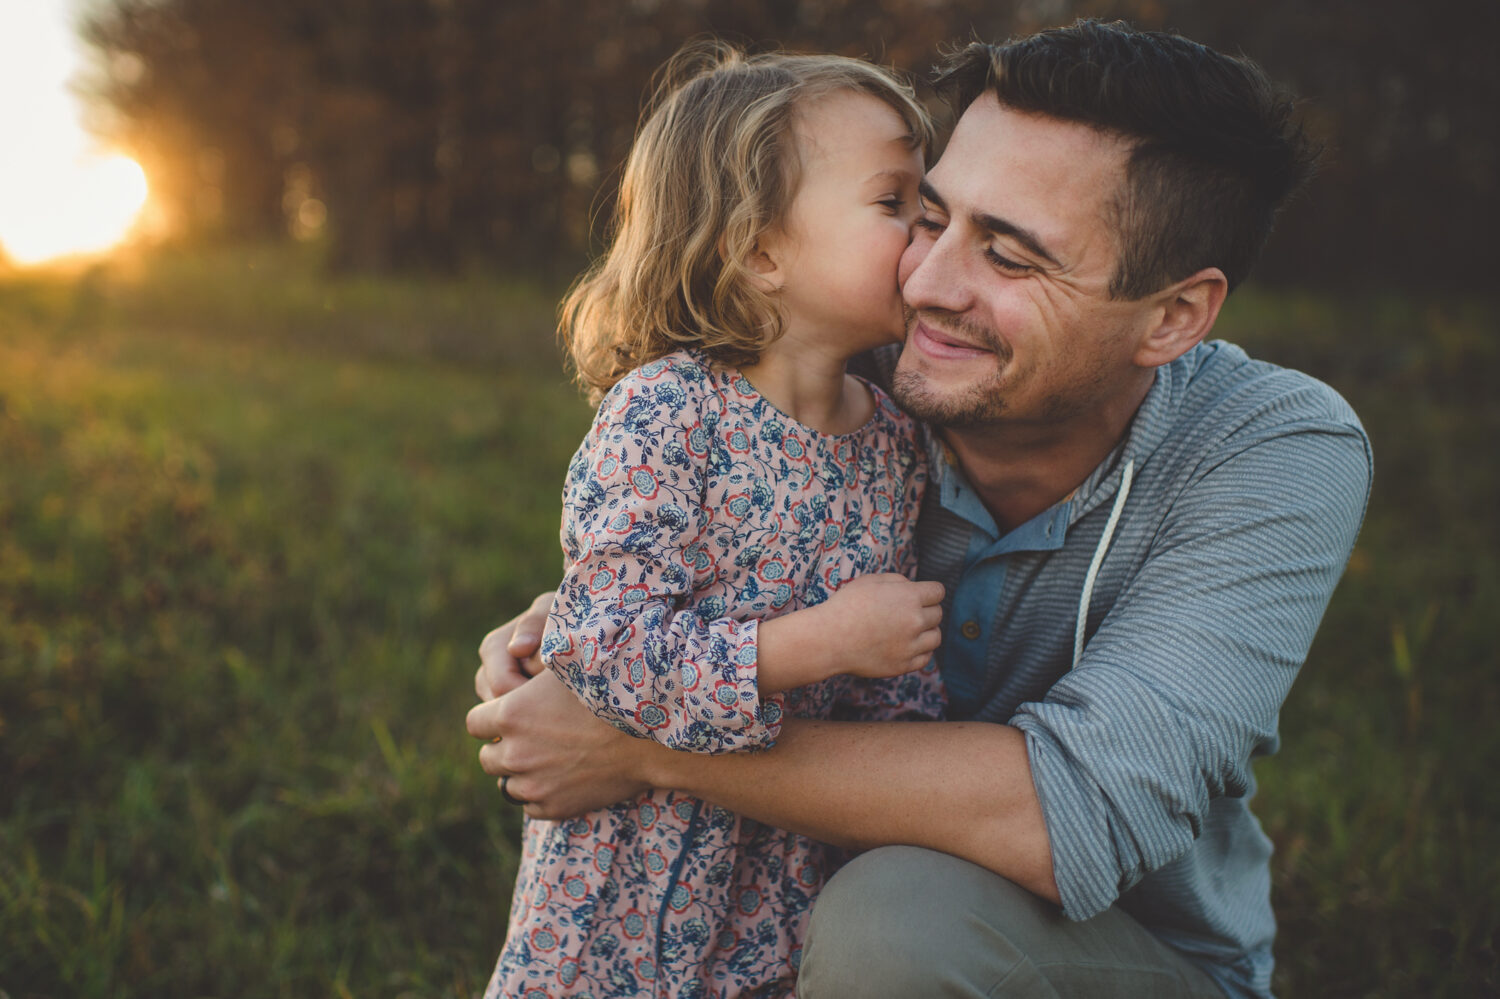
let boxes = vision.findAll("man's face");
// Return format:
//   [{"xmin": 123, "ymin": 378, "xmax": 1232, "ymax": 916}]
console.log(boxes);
[{"xmin": 892, "ymin": 94, "xmax": 1158, "ymax": 430}]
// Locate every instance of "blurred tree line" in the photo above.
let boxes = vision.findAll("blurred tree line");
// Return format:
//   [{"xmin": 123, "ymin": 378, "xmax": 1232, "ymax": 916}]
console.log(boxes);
[{"xmin": 81, "ymin": 0, "xmax": 1497, "ymax": 291}]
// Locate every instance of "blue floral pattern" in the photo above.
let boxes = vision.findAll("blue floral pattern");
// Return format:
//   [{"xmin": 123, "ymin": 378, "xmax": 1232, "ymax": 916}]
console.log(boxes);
[{"xmin": 488, "ymin": 350, "xmax": 943, "ymax": 999}]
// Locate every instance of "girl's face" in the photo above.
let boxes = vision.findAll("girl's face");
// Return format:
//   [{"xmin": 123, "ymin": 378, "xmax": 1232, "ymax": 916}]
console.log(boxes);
[{"xmin": 758, "ymin": 89, "xmax": 925, "ymax": 357}]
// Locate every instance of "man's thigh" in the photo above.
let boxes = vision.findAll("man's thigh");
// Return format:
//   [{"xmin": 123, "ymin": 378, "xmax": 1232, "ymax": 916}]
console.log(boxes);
[{"xmin": 798, "ymin": 845, "xmax": 1225, "ymax": 998}]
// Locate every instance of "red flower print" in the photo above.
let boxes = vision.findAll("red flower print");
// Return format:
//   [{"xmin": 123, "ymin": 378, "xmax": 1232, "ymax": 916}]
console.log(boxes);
[
  {"xmin": 713, "ymin": 680, "xmax": 740, "ymax": 708},
  {"xmin": 587, "ymin": 565, "xmax": 616, "ymax": 593},
  {"xmin": 635, "ymin": 702, "xmax": 670, "ymax": 730},
  {"xmin": 756, "ymin": 556, "xmax": 789, "ymax": 583},
  {"xmin": 628, "ymin": 465, "xmax": 659, "ymax": 499}
]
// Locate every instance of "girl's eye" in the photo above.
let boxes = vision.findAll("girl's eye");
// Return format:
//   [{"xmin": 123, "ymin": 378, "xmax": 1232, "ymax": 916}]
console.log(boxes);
[
  {"xmin": 878, "ymin": 198, "xmax": 906, "ymax": 214},
  {"xmin": 985, "ymin": 247, "xmax": 1033, "ymax": 274}
]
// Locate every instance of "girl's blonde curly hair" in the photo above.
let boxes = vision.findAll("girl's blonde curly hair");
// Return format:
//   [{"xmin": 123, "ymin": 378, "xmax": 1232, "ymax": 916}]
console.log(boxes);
[{"xmin": 560, "ymin": 41, "xmax": 932, "ymax": 404}]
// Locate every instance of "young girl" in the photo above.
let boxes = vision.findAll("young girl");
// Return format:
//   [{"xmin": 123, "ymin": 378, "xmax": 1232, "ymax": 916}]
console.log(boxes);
[{"xmin": 488, "ymin": 43, "xmax": 945, "ymax": 999}]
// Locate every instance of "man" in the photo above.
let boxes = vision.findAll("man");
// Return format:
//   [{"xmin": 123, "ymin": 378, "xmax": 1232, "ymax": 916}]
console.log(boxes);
[{"xmin": 468, "ymin": 20, "xmax": 1371, "ymax": 998}]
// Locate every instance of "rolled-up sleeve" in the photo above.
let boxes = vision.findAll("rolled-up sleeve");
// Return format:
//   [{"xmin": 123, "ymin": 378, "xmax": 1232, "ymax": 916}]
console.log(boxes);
[{"xmin": 1011, "ymin": 424, "xmax": 1372, "ymax": 920}]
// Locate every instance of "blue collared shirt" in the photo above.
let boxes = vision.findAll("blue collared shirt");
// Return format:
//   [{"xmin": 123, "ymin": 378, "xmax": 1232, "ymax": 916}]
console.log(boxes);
[{"xmin": 933, "ymin": 457, "xmax": 1072, "ymax": 716}]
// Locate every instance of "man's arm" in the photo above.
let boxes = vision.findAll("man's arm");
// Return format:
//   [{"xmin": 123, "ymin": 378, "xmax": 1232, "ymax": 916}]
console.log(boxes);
[
  {"xmin": 1012, "ymin": 423, "xmax": 1372, "ymax": 919},
  {"xmin": 651, "ymin": 713, "xmax": 1058, "ymax": 902},
  {"xmin": 468, "ymin": 651, "xmax": 1058, "ymax": 903}
]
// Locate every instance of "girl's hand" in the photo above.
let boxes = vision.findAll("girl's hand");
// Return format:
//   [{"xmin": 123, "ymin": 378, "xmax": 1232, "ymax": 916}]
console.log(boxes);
[{"xmin": 816, "ymin": 573, "xmax": 945, "ymax": 679}]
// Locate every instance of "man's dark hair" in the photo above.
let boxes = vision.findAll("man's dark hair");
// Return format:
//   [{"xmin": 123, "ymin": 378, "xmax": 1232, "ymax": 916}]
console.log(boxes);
[{"xmin": 936, "ymin": 19, "xmax": 1319, "ymax": 299}]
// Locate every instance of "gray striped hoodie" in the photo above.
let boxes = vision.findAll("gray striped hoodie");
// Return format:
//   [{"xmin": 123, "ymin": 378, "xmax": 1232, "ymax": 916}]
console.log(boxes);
[{"xmin": 888, "ymin": 339, "xmax": 1372, "ymax": 998}]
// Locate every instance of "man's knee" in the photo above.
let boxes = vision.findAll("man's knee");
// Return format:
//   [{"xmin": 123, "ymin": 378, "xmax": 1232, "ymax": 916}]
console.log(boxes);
[
  {"xmin": 800, "ymin": 846, "xmax": 942, "ymax": 997},
  {"xmin": 799, "ymin": 845, "xmax": 1044, "ymax": 999}
]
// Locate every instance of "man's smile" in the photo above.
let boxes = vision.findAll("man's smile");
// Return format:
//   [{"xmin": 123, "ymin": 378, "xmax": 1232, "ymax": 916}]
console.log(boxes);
[{"xmin": 911, "ymin": 318, "xmax": 994, "ymax": 360}]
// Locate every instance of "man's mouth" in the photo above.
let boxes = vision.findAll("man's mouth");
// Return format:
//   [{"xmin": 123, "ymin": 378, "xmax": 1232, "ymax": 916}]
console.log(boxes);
[{"xmin": 911, "ymin": 320, "xmax": 992, "ymax": 360}]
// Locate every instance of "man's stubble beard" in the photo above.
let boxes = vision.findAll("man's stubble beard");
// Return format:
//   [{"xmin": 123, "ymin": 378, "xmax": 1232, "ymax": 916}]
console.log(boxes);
[
  {"xmin": 890, "ymin": 307, "xmax": 1125, "ymax": 430},
  {"xmin": 890, "ymin": 307, "xmax": 1012, "ymax": 429},
  {"xmin": 891, "ymin": 367, "xmax": 1006, "ymax": 428}
]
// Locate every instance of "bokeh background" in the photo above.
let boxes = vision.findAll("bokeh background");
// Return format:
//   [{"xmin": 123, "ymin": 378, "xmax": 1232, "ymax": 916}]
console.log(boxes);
[{"xmin": 1, "ymin": 0, "xmax": 1495, "ymax": 996}]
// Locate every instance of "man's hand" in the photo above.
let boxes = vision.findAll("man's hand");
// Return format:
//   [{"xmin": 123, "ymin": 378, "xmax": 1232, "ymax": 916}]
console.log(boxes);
[
  {"xmin": 474, "ymin": 591, "xmax": 554, "ymax": 700},
  {"xmin": 467, "ymin": 668, "xmax": 654, "ymax": 820}
]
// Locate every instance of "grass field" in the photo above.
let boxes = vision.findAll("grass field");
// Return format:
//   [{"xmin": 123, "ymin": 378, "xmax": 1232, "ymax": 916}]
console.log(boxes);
[{"xmin": 1, "ymin": 247, "xmax": 1496, "ymax": 997}]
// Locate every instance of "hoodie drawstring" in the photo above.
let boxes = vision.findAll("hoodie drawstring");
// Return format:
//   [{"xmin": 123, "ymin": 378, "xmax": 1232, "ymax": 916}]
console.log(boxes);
[{"xmin": 1073, "ymin": 459, "xmax": 1134, "ymax": 670}]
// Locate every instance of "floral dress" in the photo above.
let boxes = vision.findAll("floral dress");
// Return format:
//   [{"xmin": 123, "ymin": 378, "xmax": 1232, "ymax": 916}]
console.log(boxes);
[{"xmin": 487, "ymin": 350, "xmax": 944, "ymax": 999}]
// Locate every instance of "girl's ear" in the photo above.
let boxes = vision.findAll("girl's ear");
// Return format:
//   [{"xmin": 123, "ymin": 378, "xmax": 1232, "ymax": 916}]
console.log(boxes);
[{"xmin": 742, "ymin": 231, "xmax": 788, "ymax": 294}]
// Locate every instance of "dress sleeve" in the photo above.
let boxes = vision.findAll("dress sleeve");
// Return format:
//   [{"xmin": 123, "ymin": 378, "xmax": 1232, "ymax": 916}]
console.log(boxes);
[
  {"xmin": 1010, "ymin": 423, "xmax": 1373, "ymax": 920},
  {"xmin": 539, "ymin": 361, "xmax": 783, "ymax": 754},
  {"xmin": 830, "ymin": 661, "xmax": 946, "ymax": 723}
]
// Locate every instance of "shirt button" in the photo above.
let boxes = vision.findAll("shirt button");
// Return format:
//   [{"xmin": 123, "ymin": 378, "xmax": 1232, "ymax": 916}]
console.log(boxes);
[{"xmin": 960, "ymin": 620, "xmax": 981, "ymax": 640}]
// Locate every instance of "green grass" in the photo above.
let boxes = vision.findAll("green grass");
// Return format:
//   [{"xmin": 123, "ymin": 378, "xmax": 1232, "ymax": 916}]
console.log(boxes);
[
  {"xmin": 1, "ymin": 248, "xmax": 1495, "ymax": 996},
  {"xmin": 0, "ymin": 247, "xmax": 591, "ymax": 997}
]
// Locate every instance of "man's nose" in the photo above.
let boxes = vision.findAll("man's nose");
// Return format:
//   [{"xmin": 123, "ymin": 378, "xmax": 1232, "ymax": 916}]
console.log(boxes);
[{"xmin": 900, "ymin": 230, "xmax": 969, "ymax": 315}]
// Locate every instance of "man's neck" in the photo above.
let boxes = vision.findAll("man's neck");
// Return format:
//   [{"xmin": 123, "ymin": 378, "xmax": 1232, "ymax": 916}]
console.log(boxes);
[{"xmin": 941, "ymin": 372, "xmax": 1153, "ymax": 535}]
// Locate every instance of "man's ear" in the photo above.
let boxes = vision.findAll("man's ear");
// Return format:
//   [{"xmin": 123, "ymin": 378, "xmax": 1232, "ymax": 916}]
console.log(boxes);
[{"xmin": 1133, "ymin": 266, "xmax": 1228, "ymax": 368}]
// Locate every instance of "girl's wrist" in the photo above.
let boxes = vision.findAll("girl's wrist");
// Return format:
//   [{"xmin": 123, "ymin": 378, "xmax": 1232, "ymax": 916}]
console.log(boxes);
[{"xmin": 757, "ymin": 607, "xmax": 838, "ymax": 692}]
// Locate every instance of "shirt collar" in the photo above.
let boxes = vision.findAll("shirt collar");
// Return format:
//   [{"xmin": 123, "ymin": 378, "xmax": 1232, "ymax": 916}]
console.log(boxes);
[{"xmin": 931, "ymin": 436, "xmax": 1071, "ymax": 556}]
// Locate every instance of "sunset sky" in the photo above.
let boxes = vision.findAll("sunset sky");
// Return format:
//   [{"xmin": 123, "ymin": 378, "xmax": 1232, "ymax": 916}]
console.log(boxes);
[{"xmin": 0, "ymin": 0, "xmax": 150, "ymax": 265}]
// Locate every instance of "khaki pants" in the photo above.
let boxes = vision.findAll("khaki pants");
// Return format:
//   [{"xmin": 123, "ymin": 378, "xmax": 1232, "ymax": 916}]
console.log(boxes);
[{"xmin": 799, "ymin": 846, "xmax": 1228, "ymax": 998}]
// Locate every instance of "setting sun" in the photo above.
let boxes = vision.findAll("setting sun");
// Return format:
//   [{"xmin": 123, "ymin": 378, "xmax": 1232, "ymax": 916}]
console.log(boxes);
[
  {"xmin": 0, "ymin": 0, "xmax": 153, "ymax": 266},
  {"xmin": 0, "ymin": 152, "xmax": 150, "ymax": 265}
]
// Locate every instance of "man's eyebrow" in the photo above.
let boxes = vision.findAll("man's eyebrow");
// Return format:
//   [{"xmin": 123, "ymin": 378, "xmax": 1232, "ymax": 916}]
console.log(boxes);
[
  {"xmin": 918, "ymin": 179, "xmax": 1060, "ymax": 267},
  {"xmin": 917, "ymin": 179, "xmax": 947, "ymax": 213}
]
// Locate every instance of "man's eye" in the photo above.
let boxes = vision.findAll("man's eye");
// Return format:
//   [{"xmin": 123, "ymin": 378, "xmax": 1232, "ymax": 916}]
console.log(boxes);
[
  {"xmin": 985, "ymin": 247, "xmax": 1033, "ymax": 274},
  {"xmin": 913, "ymin": 217, "xmax": 944, "ymax": 233}
]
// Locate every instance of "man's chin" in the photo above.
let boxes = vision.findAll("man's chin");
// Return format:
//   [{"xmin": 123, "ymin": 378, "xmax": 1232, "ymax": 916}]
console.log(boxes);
[{"xmin": 890, "ymin": 366, "xmax": 1004, "ymax": 428}]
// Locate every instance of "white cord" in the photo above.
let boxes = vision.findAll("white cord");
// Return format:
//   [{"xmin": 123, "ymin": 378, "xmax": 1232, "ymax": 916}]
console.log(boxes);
[{"xmin": 1073, "ymin": 459, "xmax": 1134, "ymax": 670}]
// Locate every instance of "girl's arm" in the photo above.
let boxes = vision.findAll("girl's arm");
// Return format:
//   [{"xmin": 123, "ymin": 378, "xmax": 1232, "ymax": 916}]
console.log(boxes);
[
  {"xmin": 754, "ymin": 573, "xmax": 944, "ymax": 693},
  {"xmin": 547, "ymin": 361, "xmax": 943, "ymax": 749},
  {"xmin": 543, "ymin": 365, "xmax": 766, "ymax": 754}
]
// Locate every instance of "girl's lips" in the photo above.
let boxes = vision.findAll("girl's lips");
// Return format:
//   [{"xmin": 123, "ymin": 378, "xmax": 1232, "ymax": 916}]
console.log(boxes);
[{"xmin": 913, "ymin": 321, "xmax": 990, "ymax": 360}]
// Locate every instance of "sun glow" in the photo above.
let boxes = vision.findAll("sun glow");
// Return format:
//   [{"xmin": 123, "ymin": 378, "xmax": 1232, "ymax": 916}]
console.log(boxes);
[
  {"xmin": 0, "ymin": 1, "xmax": 153, "ymax": 267},
  {"xmin": 0, "ymin": 152, "xmax": 150, "ymax": 265}
]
